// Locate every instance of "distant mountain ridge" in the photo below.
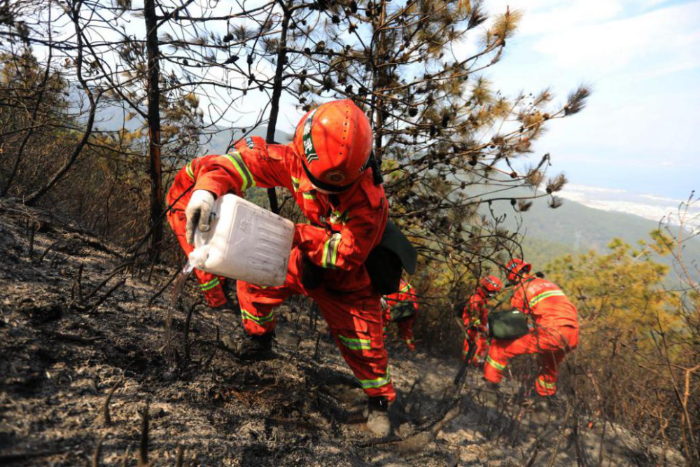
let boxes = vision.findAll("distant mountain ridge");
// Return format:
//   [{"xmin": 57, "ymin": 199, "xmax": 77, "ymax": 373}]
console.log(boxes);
[
  {"xmin": 490, "ymin": 187, "xmax": 700, "ymax": 280},
  {"xmin": 200, "ymin": 126, "xmax": 293, "ymax": 154}
]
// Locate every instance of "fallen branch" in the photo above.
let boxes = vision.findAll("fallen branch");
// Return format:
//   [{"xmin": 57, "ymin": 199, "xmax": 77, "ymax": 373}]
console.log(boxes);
[
  {"xmin": 87, "ymin": 279, "xmax": 125, "ymax": 314},
  {"xmin": 37, "ymin": 240, "xmax": 60, "ymax": 263},
  {"xmin": 148, "ymin": 266, "xmax": 182, "ymax": 307},
  {"xmin": 84, "ymin": 262, "xmax": 132, "ymax": 302}
]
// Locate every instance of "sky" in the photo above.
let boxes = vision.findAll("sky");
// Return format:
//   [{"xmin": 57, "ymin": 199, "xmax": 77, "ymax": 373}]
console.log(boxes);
[
  {"xmin": 81, "ymin": 0, "xmax": 699, "ymax": 224},
  {"xmin": 478, "ymin": 0, "xmax": 700, "ymax": 203}
]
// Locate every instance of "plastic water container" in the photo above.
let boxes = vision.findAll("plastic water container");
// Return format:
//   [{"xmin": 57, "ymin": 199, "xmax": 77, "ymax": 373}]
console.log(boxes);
[{"xmin": 189, "ymin": 194, "xmax": 294, "ymax": 286}]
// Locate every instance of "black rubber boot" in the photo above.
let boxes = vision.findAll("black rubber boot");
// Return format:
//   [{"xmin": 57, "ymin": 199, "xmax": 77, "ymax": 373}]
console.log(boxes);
[
  {"xmin": 222, "ymin": 332, "xmax": 275, "ymax": 360},
  {"xmin": 365, "ymin": 396, "xmax": 391, "ymax": 437}
]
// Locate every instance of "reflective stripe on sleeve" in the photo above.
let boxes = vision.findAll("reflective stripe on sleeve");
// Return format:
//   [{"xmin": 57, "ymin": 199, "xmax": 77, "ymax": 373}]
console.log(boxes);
[
  {"xmin": 529, "ymin": 289, "xmax": 566, "ymax": 308},
  {"xmin": 224, "ymin": 151, "xmax": 256, "ymax": 191},
  {"xmin": 186, "ymin": 161, "xmax": 195, "ymax": 180},
  {"xmin": 321, "ymin": 233, "xmax": 341, "ymax": 269}
]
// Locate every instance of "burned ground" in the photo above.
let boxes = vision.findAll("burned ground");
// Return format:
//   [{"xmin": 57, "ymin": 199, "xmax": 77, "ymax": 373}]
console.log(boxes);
[{"xmin": 0, "ymin": 199, "xmax": 685, "ymax": 466}]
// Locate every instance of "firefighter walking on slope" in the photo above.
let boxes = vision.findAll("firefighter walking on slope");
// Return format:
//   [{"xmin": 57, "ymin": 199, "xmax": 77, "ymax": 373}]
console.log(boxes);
[
  {"xmin": 462, "ymin": 275, "xmax": 502, "ymax": 365},
  {"xmin": 383, "ymin": 278, "xmax": 420, "ymax": 351},
  {"xmin": 483, "ymin": 259, "xmax": 579, "ymax": 398},
  {"xmin": 166, "ymin": 100, "xmax": 397, "ymax": 437}
]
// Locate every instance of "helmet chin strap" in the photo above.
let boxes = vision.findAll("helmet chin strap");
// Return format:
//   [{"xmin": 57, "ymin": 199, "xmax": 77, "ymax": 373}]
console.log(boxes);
[
  {"xmin": 300, "ymin": 151, "xmax": 382, "ymax": 193},
  {"xmin": 301, "ymin": 160, "xmax": 355, "ymax": 193},
  {"xmin": 365, "ymin": 151, "xmax": 384, "ymax": 186}
]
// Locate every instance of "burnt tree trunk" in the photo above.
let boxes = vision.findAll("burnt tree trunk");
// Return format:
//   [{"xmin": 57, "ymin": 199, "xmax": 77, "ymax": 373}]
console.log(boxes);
[
  {"xmin": 263, "ymin": 0, "xmax": 292, "ymax": 214},
  {"xmin": 144, "ymin": 0, "xmax": 164, "ymax": 254}
]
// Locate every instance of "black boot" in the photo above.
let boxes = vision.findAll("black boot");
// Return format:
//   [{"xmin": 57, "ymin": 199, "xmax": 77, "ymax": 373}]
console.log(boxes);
[
  {"xmin": 365, "ymin": 396, "xmax": 391, "ymax": 437},
  {"xmin": 222, "ymin": 331, "xmax": 275, "ymax": 360}
]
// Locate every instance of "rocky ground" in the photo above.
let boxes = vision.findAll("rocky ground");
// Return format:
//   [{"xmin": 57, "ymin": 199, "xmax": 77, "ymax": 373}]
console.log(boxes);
[{"xmin": 0, "ymin": 199, "xmax": 686, "ymax": 466}]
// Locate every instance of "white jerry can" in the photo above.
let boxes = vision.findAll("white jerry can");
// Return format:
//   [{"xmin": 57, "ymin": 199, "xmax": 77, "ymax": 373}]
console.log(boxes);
[{"xmin": 189, "ymin": 194, "xmax": 295, "ymax": 286}]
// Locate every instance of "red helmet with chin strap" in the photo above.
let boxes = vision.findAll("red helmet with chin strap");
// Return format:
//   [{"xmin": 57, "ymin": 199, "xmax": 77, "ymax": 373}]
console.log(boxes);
[
  {"xmin": 505, "ymin": 258, "xmax": 531, "ymax": 283},
  {"xmin": 293, "ymin": 99, "xmax": 373, "ymax": 193},
  {"xmin": 479, "ymin": 275, "xmax": 503, "ymax": 295}
]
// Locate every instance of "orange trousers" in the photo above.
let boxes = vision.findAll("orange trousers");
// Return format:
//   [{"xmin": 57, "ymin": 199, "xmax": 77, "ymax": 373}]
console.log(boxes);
[
  {"xmin": 167, "ymin": 210, "xmax": 228, "ymax": 308},
  {"xmin": 237, "ymin": 248, "xmax": 395, "ymax": 401},
  {"xmin": 382, "ymin": 309, "xmax": 416, "ymax": 351},
  {"xmin": 483, "ymin": 325, "xmax": 579, "ymax": 396},
  {"xmin": 390, "ymin": 317, "xmax": 416, "ymax": 351}
]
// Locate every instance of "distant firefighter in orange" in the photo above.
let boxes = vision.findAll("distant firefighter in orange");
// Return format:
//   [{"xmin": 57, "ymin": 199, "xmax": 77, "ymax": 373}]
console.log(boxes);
[
  {"xmin": 462, "ymin": 275, "xmax": 502, "ymax": 365},
  {"xmin": 484, "ymin": 259, "xmax": 579, "ymax": 396},
  {"xmin": 383, "ymin": 279, "xmax": 420, "ymax": 351}
]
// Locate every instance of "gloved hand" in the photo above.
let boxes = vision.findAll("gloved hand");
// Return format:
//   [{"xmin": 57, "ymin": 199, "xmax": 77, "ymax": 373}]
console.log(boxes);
[{"xmin": 185, "ymin": 190, "xmax": 216, "ymax": 245}]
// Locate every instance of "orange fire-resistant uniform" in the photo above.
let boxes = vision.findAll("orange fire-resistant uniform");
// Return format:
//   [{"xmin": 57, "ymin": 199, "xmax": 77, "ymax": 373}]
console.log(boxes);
[
  {"xmin": 383, "ymin": 279, "xmax": 419, "ymax": 351},
  {"xmin": 461, "ymin": 288, "xmax": 490, "ymax": 365},
  {"xmin": 166, "ymin": 136, "xmax": 395, "ymax": 401},
  {"xmin": 483, "ymin": 276, "xmax": 579, "ymax": 396}
]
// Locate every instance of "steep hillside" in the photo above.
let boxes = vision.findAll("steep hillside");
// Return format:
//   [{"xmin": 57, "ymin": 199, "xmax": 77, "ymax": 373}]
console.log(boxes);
[{"xmin": 0, "ymin": 199, "xmax": 684, "ymax": 466}]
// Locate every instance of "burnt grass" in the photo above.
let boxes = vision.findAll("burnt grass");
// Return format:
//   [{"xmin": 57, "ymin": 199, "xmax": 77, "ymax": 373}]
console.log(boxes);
[{"xmin": 0, "ymin": 199, "xmax": 686, "ymax": 466}]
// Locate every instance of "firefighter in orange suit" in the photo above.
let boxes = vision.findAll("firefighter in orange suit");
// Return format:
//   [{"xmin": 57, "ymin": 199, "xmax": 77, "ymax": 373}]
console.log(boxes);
[
  {"xmin": 383, "ymin": 279, "xmax": 419, "ymax": 351},
  {"xmin": 462, "ymin": 275, "xmax": 502, "ymax": 365},
  {"xmin": 166, "ymin": 100, "xmax": 393, "ymax": 436},
  {"xmin": 483, "ymin": 259, "xmax": 579, "ymax": 396}
]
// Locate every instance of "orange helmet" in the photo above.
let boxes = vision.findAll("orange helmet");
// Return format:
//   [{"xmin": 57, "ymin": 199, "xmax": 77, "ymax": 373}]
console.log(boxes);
[
  {"xmin": 505, "ymin": 258, "xmax": 531, "ymax": 283},
  {"xmin": 479, "ymin": 275, "xmax": 503, "ymax": 295},
  {"xmin": 293, "ymin": 99, "xmax": 373, "ymax": 192}
]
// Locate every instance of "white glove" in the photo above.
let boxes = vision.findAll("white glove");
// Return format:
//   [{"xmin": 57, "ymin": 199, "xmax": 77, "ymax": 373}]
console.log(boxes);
[{"xmin": 185, "ymin": 190, "xmax": 215, "ymax": 245}]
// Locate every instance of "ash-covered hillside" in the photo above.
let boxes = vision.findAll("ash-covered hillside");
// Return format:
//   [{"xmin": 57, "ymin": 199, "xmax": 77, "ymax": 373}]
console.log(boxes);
[{"xmin": 0, "ymin": 199, "xmax": 683, "ymax": 466}]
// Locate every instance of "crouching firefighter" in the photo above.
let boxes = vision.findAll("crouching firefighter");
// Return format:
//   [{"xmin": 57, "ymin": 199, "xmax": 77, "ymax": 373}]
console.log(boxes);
[
  {"xmin": 383, "ymin": 278, "xmax": 420, "ymax": 351},
  {"xmin": 169, "ymin": 100, "xmax": 417, "ymax": 437},
  {"xmin": 484, "ymin": 259, "xmax": 579, "ymax": 398},
  {"xmin": 462, "ymin": 275, "xmax": 502, "ymax": 365}
]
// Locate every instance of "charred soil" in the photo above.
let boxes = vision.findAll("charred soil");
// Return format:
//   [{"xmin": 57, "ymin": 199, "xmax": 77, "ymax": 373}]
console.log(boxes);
[{"xmin": 0, "ymin": 200, "xmax": 684, "ymax": 466}]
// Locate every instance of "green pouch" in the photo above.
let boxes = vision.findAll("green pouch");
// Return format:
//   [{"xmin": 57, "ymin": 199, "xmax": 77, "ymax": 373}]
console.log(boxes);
[
  {"xmin": 488, "ymin": 310, "xmax": 530, "ymax": 340},
  {"xmin": 390, "ymin": 303, "xmax": 416, "ymax": 322}
]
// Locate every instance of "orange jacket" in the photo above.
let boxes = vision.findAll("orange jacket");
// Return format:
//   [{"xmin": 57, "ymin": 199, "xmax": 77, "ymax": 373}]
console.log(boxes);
[
  {"xmin": 166, "ymin": 136, "xmax": 388, "ymax": 291},
  {"xmin": 385, "ymin": 279, "xmax": 419, "ymax": 311},
  {"xmin": 462, "ymin": 289, "xmax": 489, "ymax": 330},
  {"xmin": 510, "ymin": 276, "xmax": 578, "ymax": 329},
  {"xmin": 384, "ymin": 279, "xmax": 419, "ymax": 322}
]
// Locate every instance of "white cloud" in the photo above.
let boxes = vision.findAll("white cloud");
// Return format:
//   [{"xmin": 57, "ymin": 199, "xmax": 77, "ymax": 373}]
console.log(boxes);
[
  {"xmin": 530, "ymin": 2, "xmax": 700, "ymax": 74},
  {"xmin": 556, "ymin": 183, "xmax": 700, "ymax": 229}
]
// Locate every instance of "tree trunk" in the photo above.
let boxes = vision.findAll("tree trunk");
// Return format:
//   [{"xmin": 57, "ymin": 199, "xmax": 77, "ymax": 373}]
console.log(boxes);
[
  {"xmin": 263, "ymin": 1, "xmax": 292, "ymax": 214},
  {"xmin": 144, "ymin": 0, "xmax": 164, "ymax": 254}
]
